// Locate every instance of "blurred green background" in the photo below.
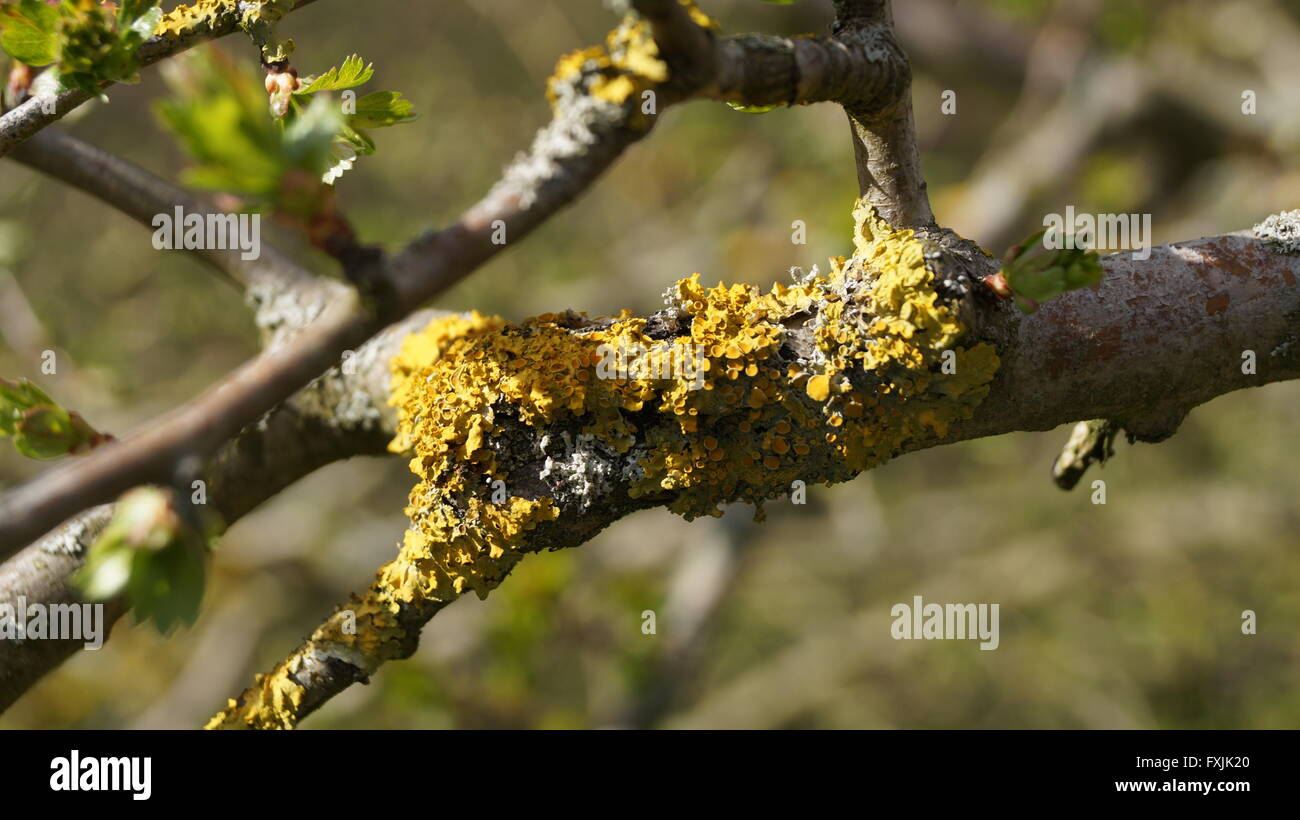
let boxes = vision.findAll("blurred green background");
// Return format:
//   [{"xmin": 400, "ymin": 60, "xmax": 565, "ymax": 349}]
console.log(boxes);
[{"xmin": 2, "ymin": 0, "xmax": 1299, "ymax": 729}]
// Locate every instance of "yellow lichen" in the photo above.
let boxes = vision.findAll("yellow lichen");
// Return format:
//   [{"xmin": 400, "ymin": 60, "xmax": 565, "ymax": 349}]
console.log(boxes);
[
  {"xmin": 384, "ymin": 198, "xmax": 1000, "ymax": 577},
  {"xmin": 221, "ymin": 193, "xmax": 1006, "ymax": 728},
  {"xmin": 546, "ymin": 1, "xmax": 717, "ymax": 111},
  {"xmin": 681, "ymin": 2, "xmax": 722, "ymax": 31},
  {"xmin": 155, "ymin": 1, "xmax": 295, "ymax": 63},
  {"xmin": 155, "ymin": 1, "xmax": 241, "ymax": 41},
  {"xmin": 203, "ymin": 663, "xmax": 305, "ymax": 730}
]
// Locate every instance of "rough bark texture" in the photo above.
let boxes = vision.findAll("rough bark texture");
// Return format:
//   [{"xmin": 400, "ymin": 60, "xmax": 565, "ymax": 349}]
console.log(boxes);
[
  {"xmin": 959, "ymin": 233, "xmax": 1300, "ymax": 444},
  {"xmin": 206, "ymin": 219, "xmax": 1300, "ymax": 729},
  {"xmin": 0, "ymin": 313, "xmax": 431, "ymax": 710},
  {"xmin": 1, "ymin": 0, "xmax": 1297, "ymax": 729}
]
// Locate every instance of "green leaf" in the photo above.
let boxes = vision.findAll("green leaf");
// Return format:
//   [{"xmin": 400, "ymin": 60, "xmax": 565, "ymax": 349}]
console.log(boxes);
[
  {"xmin": 13, "ymin": 404, "xmax": 77, "ymax": 459},
  {"xmin": 119, "ymin": 2, "xmax": 163, "ymax": 40},
  {"xmin": 158, "ymin": 92, "xmax": 282, "ymax": 195},
  {"xmin": 1, "ymin": 377, "xmax": 106, "ymax": 457},
  {"xmin": 283, "ymin": 94, "xmax": 346, "ymax": 172},
  {"xmin": 128, "ymin": 540, "xmax": 205, "ymax": 632},
  {"xmin": 348, "ymin": 90, "xmax": 418, "ymax": 129},
  {"xmin": 0, "ymin": 0, "xmax": 61, "ymax": 66},
  {"xmin": 75, "ymin": 487, "xmax": 210, "ymax": 634},
  {"xmin": 296, "ymin": 54, "xmax": 374, "ymax": 94},
  {"xmin": 77, "ymin": 545, "xmax": 134, "ymax": 601},
  {"xmin": 0, "ymin": 377, "xmax": 56, "ymax": 435},
  {"xmin": 1001, "ymin": 228, "xmax": 1103, "ymax": 312},
  {"xmin": 338, "ymin": 122, "xmax": 376, "ymax": 155},
  {"xmin": 55, "ymin": 0, "xmax": 160, "ymax": 94},
  {"xmin": 156, "ymin": 53, "xmax": 293, "ymax": 198},
  {"xmin": 160, "ymin": 49, "xmax": 414, "ymax": 198}
]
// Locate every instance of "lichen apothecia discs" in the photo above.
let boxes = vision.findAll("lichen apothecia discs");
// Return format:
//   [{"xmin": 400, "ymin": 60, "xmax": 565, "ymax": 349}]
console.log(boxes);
[{"xmin": 383, "ymin": 200, "xmax": 1001, "ymax": 604}]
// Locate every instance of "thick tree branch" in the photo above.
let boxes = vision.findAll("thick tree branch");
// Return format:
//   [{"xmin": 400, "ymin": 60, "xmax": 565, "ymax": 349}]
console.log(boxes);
[
  {"xmin": 0, "ymin": 3, "xmax": 924, "ymax": 561},
  {"xmin": 6, "ymin": 3, "xmax": 1293, "ymax": 729},
  {"xmin": 952, "ymin": 232, "xmax": 1300, "ymax": 442},
  {"xmin": 0, "ymin": 1, "xmax": 927, "ymax": 713},
  {"xmin": 627, "ymin": 1, "xmax": 914, "ymax": 113},
  {"xmin": 0, "ymin": 507, "xmax": 122, "ymax": 711},
  {"xmin": 208, "ymin": 224, "xmax": 1300, "ymax": 729}
]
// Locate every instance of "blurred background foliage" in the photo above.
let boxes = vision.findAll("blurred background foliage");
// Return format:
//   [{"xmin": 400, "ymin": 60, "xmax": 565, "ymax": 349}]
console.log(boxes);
[{"xmin": 2, "ymin": 0, "xmax": 1299, "ymax": 728}]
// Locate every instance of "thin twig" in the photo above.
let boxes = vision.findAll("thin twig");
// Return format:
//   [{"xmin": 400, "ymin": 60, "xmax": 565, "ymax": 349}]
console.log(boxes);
[
  {"xmin": 10, "ymin": 127, "xmax": 324, "ymax": 298},
  {"xmin": 0, "ymin": 310, "xmax": 433, "ymax": 710},
  {"xmin": 0, "ymin": 0, "xmax": 320, "ymax": 158}
]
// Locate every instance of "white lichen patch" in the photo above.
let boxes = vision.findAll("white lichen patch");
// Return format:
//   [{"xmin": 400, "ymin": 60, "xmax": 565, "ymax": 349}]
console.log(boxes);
[
  {"xmin": 41, "ymin": 508, "xmax": 109, "ymax": 556},
  {"xmin": 539, "ymin": 431, "xmax": 620, "ymax": 512},
  {"xmin": 1253, "ymin": 209, "xmax": 1300, "ymax": 254},
  {"xmin": 246, "ymin": 281, "xmax": 327, "ymax": 348},
  {"xmin": 291, "ymin": 337, "xmax": 390, "ymax": 432}
]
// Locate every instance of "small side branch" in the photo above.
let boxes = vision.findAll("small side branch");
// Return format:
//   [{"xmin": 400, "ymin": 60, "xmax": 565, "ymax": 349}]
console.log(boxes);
[
  {"xmin": 1052, "ymin": 419, "xmax": 1121, "ymax": 491},
  {"xmin": 832, "ymin": 0, "xmax": 933, "ymax": 229},
  {"xmin": 0, "ymin": 0, "xmax": 321, "ymax": 158},
  {"xmin": 10, "ymin": 128, "xmax": 331, "ymax": 314}
]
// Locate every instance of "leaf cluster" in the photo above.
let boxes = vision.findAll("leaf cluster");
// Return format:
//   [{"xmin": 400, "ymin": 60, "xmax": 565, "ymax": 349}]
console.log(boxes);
[{"xmin": 0, "ymin": 0, "xmax": 162, "ymax": 96}]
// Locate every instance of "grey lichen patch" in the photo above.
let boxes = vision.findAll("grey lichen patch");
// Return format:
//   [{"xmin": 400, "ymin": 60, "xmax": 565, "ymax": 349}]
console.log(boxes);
[
  {"xmin": 1253, "ymin": 209, "xmax": 1300, "ymax": 254},
  {"xmin": 304, "ymin": 642, "xmax": 372, "ymax": 679},
  {"xmin": 247, "ymin": 281, "xmax": 328, "ymax": 348},
  {"xmin": 295, "ymin": 344, "xmax": 389, "ymax": 433},
  {"xmin": 247, "ymin": 278, "xmax": 400, "ymax": 430},
  {"xmin": 40, "ymin": 507, "xmax": 110, "ymax": 557},
  {"xmin": 495, "ymin": 92, "xmax": 626, "ymax": 211},
  {"xmin": 538, "ymin": 432, "xmax": 621, "ymax": 513}
]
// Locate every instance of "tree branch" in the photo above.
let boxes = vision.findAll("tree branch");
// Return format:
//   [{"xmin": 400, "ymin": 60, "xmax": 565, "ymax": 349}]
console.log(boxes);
[
  {"xmin": 207, "ymin": 221, "xmax": 1300, "ymax": 729},
  {"xmin": 1, "ymin": 1, "xmax": 930, "ymax": 714},
  {"xmin": 0, "ymin": 2, "xmax": 923, "ymax": 561},
  {"xmin": 9, "ymin": 127, "xmax": 338, "ymax": 334},
  {"xmin": 832, "ymin": 0, "xmax": 933, "ymax": 229},
  {"xmin": 952, "ymin": 231, "xmax": 1300, "ymax": 442},
  {"xmin": 0, "ymin": 311, "xmax": 432, "ymax": 711},
  {"xmin": 0, "ymin": 0, "xmax": 320, "ymax": 158},
  {"xmin": 0, "ymin": 291, "xmax": 377, "ymax": 559},
  {"xmin": 0, "ymin": 21, "xmax": 651, "ymax": 556},
  {"xmin": 7, "ymin": 2, "xmax": 1293, "ymax": 730}
]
